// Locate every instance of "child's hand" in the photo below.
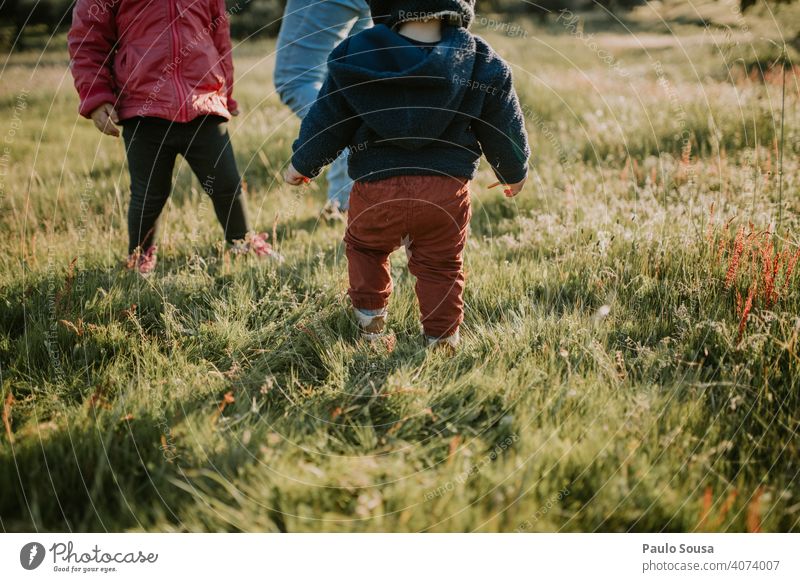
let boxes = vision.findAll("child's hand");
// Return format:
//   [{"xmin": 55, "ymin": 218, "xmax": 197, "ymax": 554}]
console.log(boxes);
[
  {"xmin": 489, "ymin": 177, "xmax": 526, "ymax": 198},
  {"xmin": 90, "ymin": 103, "xmax": 120, "ymax": 137},
  {"xmin": 283, "ymin": 163, "xmax": 310, "ymax": 186},
  {"xmin": 503, "ymin": 177, "xmax": 526, "ymax": 198}
]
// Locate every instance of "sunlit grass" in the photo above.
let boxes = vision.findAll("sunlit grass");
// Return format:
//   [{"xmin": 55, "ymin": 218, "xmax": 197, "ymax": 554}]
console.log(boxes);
[{"xmin": 0, "ymin": 12, "xmax": 798, "ymax": 532}]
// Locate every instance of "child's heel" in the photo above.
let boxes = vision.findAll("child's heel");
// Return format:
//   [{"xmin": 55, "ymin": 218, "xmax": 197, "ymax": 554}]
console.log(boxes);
[
  {"xmin": 353, "ymin": 307, "xmax": 387, "ymax": 337},
  {"xmin": 426, "ymin": 329, "xmax": 460, "ymax": 355}
]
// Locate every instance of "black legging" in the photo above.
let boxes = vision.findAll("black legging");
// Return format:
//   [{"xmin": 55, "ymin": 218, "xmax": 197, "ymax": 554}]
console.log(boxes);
[{"xmin": 122, "ymin": 115, "xmax": 249, "ymax": 253}]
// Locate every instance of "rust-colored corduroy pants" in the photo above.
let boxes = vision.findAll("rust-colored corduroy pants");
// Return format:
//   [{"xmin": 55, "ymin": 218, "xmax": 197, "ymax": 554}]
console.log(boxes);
[{"xmin": 344, "ymin": 175, "xmax": 472, "ymax": 338}]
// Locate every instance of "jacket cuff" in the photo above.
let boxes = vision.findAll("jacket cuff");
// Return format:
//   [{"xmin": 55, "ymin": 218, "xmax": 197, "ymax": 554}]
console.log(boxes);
[
  {"xmin": 226, "ymin": 95, "xmax": 238, "ymax": 113},
  {"xmin": 79, "ymin": 85, "xmax": 117, "ymax": 119},
  {"xmin": 290, "ymin": 152, "xmax": 320, "ymax": 180},
  {"xmin": 493, "ymin": 165, "xmax": 528, "ymax": 185}
]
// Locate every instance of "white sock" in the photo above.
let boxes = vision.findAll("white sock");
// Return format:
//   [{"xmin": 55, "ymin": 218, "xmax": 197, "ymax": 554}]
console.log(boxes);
[
  {"xmin": 426, "ymin": 328, "xmax": 460, "ymax": 348},
  {"xmin": 354, "ymin": 307, "xmax": 386, "ymax": 327}
]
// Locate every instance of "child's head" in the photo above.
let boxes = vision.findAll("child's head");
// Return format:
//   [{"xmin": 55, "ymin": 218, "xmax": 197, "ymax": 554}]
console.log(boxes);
[{"xmin": 367, "ymin": 0, "xmax": 475, "ymax": 29}]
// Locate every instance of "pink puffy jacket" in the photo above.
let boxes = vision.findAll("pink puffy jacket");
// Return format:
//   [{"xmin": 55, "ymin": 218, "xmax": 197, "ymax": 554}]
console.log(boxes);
[{"xmin": 68, "ymin": 0, "xmax": 238, "ymax": 123}]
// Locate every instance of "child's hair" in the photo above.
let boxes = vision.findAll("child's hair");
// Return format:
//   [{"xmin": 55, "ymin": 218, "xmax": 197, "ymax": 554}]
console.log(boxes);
[{"xmin": 366, "ymin": 0, "xmax": 475, "ymax": 29}]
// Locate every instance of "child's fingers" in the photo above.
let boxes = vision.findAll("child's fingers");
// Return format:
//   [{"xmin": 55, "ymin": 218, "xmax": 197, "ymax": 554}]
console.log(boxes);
[
  {"xmin": 283, "ymin": 173, "xmax": 302, "ymax": 186},
  {"xmin": 283, "ymin": 171, "xmax": 311, "ymax": 186},
  {"xmin": 93, "ymin": 114, "xmax": 108, "ymax": 133},
  {"xmin": 93, "ymin": 111, "xmax": 119, "ymax": 137},
  {"xmin": 88, "ymin": 104, "xmax": 119, "ymax": 137},
  {"xmin": 103, "ymin": 118, "xmax": 120, "ymax": 137}
]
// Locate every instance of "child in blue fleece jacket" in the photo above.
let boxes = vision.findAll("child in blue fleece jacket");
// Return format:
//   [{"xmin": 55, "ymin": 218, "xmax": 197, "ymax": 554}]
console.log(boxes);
[{"xmin": 284, "ymin": 0, "xmax": 530, "ymax": 350}]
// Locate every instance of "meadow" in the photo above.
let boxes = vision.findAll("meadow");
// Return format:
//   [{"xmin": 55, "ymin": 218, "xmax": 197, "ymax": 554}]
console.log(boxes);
[{"xmin": 1, "ymin": 3, "xmax": 799, "ymax": 532}]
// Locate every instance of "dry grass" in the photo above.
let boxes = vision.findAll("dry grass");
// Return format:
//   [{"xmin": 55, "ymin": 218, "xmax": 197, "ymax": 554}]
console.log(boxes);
[{"xmin": 1, "ymin": 8, "xmax": 799, "ymax": 532}]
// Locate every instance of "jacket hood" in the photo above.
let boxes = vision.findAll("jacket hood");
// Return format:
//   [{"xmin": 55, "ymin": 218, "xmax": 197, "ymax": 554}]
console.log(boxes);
[{"xmin": 327, "ymin": 24, "xmax": 476, "ymax": 151}]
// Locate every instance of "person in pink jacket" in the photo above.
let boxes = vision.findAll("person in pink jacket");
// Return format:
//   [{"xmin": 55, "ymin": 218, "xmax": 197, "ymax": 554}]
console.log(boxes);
[{"xmin": 68, "ymin": 0, "xmax": 277, "ymax": 273}]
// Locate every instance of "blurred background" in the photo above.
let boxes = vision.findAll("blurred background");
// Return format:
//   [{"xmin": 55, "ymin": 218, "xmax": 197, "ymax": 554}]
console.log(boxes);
[{"xmin": 1, "ymin": 1, "xmax": 798, "ymax": 51}]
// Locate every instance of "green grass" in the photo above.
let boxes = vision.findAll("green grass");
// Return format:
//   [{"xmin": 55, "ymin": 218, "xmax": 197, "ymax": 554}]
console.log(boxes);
[{"xmin": 1, "ymin": 8, "xmax": 799, "ymax": 532}]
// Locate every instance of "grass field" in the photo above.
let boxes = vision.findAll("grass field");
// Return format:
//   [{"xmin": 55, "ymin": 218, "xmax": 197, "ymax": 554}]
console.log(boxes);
[{"xmin": 1, "ymin": 3, "xmax": 800, "ymax": 532}]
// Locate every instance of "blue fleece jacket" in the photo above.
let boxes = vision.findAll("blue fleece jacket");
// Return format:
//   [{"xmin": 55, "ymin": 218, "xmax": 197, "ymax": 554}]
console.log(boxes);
[{"xmin": 291, "ymin": 23, "xmax": 530, "ymax": 184}]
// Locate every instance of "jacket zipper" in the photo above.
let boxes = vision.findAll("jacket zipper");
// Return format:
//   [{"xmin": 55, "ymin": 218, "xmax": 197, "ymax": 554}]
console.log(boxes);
[{"xmin": 169, "ymin": 0, "xmax": 188, "ymax": 121}]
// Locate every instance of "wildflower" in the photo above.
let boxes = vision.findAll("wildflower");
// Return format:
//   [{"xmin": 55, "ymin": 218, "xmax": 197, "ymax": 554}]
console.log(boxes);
[
  {"xmin": 783, "ymin": 248, "xmax": 800, "ymax": 295},
  {"xmin": 724, "ymin": 227, "xmax": 745, "ymax": 289}
]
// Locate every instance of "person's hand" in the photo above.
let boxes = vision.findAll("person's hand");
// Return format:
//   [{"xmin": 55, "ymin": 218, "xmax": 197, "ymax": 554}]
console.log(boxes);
[
  {"xmin": 283, "ymin": 163, "xmax": 310, "ymax": 186},
  {"xmin": 230, "ymin": 108, "xmax": 240, "ymax": 117},
  {"xmin": 503, "ymin": 177, "xmax": 526, "ymax": 198},
  {"xmin": 90, "ymin": 103, "xmax": 120, "ymax": 137},
  {"xmin": 489, "ymin": 177, "xmax": 526, "ymax": 197}
]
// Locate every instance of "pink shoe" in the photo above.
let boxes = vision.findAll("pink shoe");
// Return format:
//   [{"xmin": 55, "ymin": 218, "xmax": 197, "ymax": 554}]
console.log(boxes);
[
  {"xmin": 230, "ymin": 232, "xmax": 284, "ymax": 262},
  {"xmin": 126, "ymin": 245, "xmax": 158, "ymax": 275}
]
